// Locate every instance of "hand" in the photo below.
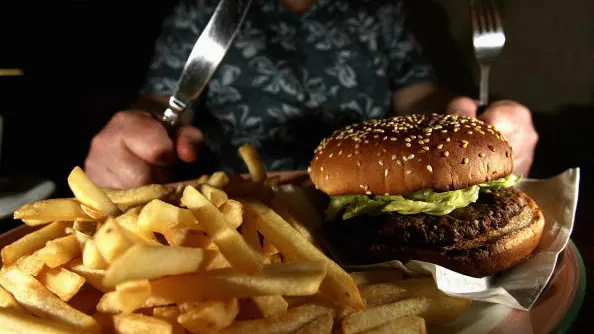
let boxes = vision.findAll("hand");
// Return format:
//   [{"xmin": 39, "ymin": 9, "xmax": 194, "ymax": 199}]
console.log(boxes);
[
  {"xmin": 84, "ymin": 110, "xmax": 203, "ymax": 189},
  {"xmin": 447, "ymin": 97, "xmax": 539, "ymax": 177}
]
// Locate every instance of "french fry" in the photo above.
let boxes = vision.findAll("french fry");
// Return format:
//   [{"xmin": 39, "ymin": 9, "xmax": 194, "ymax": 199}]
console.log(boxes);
[
  {"xmin": 36, "ymin": 267, "xmax": 86, "ymax": 301},
  {"xmin": 15, "ymin": 250, "xmax": 46, "ymax": 276},
  {"xmin": 83, "ymin": 239, "xmax": 109, "ymax": 270},
  {"xmin": 104, "ymin": 184, "xmax": 174, "ymax": 208},
  {"xmin": 0, "ymin": 284, "xmax": 25, "ymax": 312},
  {"xmin": 113, "ymin": 313, "xmax": 174, "ymax": 334},
  {"xmin": 0, "ymin": 266, "xmax": 100, "ymax": 332},
  {"xmin": 153, "ymin": 306, "xmax": 186, "ymax": 334},
  {"xmin": 103, "ymin": 244, "xmax": 215, "ymax": 287},
  {"xmin": 38, "ymin": 234, "xmax": 81, "ymax": 268},
  {"xmin": 294, "ymin": 312, "xmax": 333, "ymax": 334},
  {"xmin": 94, "ymin": 218, "xmax": 137, "ymax": 263},
  {"xmin": 361, "ymin": 315, "xmax": 427, "ymax": 334},
  {"xmin": 0, "ymin": 307, "xmax": 79, "ymax": 334},
  {"xmin": 116, "ymin": 207, "xmax": 160, "ymax": 244},
  {"xmin": 220, "ymin": 199, "xmax": 244, "ymax": 228},
  {"xmin": 350, "ymin": 268, "xmax": 404, "ymax": 286},
  {"xmin": 134, "ymin": 262, "xmax": 327, "ymax": 304},
  {"xmin": 137, "ymin": 199, "xmax": 202, "ymax": 234},
  {"xmin": 181, "ymin": 186, "xmax": 263, "ymax": 274},
  {"xmin": 219, "ymin": 303, "xmax": 333, "ymax": 334},
  {"xmin": 13, "ymin": 199, "xmax": 90, "ymax": 225},
  {"xmin": 200, "ymin": 183, "xmax": 229, "ymax": 207},
  {"xmin": 250, "ymin": 295, "xmax": 288, "ymax": 318},
  {"xmin": 97, "ymin": 289, "xmax": 170, "ymax": 314},
  {"xmin": 360, "ymin": 278, "xmax": 441, "ymax": 308},
  {"xmin": 1, "ymin": 221, "xmax": 70, "ymax": 265},
  {"xmin": 68, "ymin": 166, "xmax": 120, "ymax": 217},
  {"xmin": 73, "ymin": 219, "xmax": 97, "ymax": 235},
  {"xmin": 66, "ymin": 258, "xmax": 110, "ymax": 293},
  {"xmin": 238, "ymin": 144, "xmax": 267, "ymax": 183},
  {"xmin": 245, "ymin": 202, "xmax": 364, "ymax": 310},
  {"xmin": 207, "ymin": 171, "xmax": 230, "ymax": 188},
  {"xmin": 178, "ymin": 298, "xmax": 239, "ymax": 334}
]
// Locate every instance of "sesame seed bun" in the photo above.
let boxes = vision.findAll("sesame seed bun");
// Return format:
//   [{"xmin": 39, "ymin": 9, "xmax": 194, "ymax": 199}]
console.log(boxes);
[{"xmin": 309, "ymin": 113, "xmax": 513, "ymax": 196}]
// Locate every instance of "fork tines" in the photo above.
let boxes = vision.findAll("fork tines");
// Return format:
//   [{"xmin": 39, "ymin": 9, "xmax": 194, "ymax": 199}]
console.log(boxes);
[{"xmin": 470, "ymin": 0, "xmax": 504, "ymax": 35}]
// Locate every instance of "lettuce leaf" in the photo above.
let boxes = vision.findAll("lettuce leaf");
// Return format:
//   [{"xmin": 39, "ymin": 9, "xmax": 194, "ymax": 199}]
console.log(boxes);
[{"xmin": 325, "ymin": 174, "xmax": 520, "ymax": 221}]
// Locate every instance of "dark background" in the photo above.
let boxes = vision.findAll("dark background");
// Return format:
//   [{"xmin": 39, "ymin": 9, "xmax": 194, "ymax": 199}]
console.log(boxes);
[{"xmin": 0, "ymin": 0, "xmax": 592, "ymax": 332}]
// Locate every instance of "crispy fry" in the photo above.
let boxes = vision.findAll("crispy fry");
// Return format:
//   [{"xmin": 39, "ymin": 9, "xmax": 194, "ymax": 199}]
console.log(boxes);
[
  {"xmin": 0, "ymin": 307, "xmax": 79, "ymax": 334},
  {"xmin": 14, "ymin": 199, "xmax": 90, "ymax": 225},
  {"xmin": 238, "ymin": 144, "xmax": 266, "ymax": 183},
  {"xmin": 178, "ymin": 298, "xmax": 239, "ymax": 334},
  {"xmin": 38, "ymin": 234, "xmax": 81, "ymax": 268},
  {"xmin": 200, "ymin": 183, "xmax": 229, "ymax": 207},
  {"xmin": 181, "ymin": 186, "xmax": 263, "ymax": 274},
  {"xmin": 68, "ymin": 166, "xmax": 120, "ymax": 217},
  {"xmin": 0, "ymin": 284, "xmax": 25, "ymax": 312},
  {"xmin": 1, "ymin": 221, "xmax": 71, "ymax": 265},
  {"xmin": 104, "ymin": 184, "xmax": 174, "ymax": 208},
  {"xmin": 113, "ymin": 313, "xmax": 174, "ymax": 334},
  {"xmin": 0, "ymin": 266, "xmax": 100, "ymax": 332},
  {"xmin": 207, "ymin": 171, "xmax": 230, "ymax": 188},
  {"xmin": 245, "ymin": 202, "xmax": 364, "ymax": 310},
  {"xmin": 36, "ymin": 267, "xmax": 86, "ymax": 301}
]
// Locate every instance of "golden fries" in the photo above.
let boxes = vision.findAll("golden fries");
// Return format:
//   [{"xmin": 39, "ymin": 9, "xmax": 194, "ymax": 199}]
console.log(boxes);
[{"xmin": 2, "ymin": 144, "xmax": 471, "ymax": 333}]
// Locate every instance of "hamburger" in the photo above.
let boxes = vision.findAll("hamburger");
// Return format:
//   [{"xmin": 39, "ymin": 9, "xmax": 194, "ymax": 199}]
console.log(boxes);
[{"xmin": 308, "ymin": 113, "xmax": 544, "ymax": 277}]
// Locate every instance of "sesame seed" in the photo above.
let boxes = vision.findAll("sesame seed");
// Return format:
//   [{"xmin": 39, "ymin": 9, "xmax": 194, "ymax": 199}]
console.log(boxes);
[
  {"xmin": 347, "ymin": 153, "xmax": 353, "ymax": 158},
  {"xmin": 407, "ymin": 154, "xmax": 415, "ymax": 160},
  {"xmin": 307, "ymin": 166, "xmax": 312, "ymax": 173},
  {"xmin": 359, "ymin": 185, "xmax": 365, "ymax": 189},
  {"xmin": 338, "ymin": 150, "xmax": 343, "ymax": 156},
  {"xmin": 462, "ymin": 158, "xmax": 469, "ymax": 164},
  {"xmin": 325, "ymin": 175, "xmax": 329, "ymax": 180},
  {"xmin": 390, "ymin": 137, "xmax": 397, "ymax": 141},
  {"xmin": 467, "ymin": 131, "xmax": 473, "ymax": 134},
  {"xmin": 329, "ymin": 153, "xmax": 334, "ymax": 158},
  {"xmin": 437, "ymin": 144, "xmax": 444, "ymax": 149},
  {"xmin": 418, "ymin": 140, "xmax": 424, "ymax": 145},
  {"xmin": 320, "ymin": 166, "xmax": 324, "ymax": 171},
  {"xmin": 391, "ymin": 154, "xmax": 397, "ymax": 160},
  {"xmin": 443, "ymin": 151, "xmax": 450, "ymax": 157},
  {"xmin": 384, "ymin": 169, "xmax": 389, "ymax": 177},
  {"xmin": 379, "ymin": 160, "xmax": 384, "ymax": 166},
  {"xmin": 406, "ymin": 170, "xmax": 413, "ymax": 175},
  {"xmin": 479, "ymin": 152, "xmax": 486, "ymax": 157},
  {"xmin": 396, "ymin": 160, "xmax": 402, "ymax": 166},
  {"xmin": 405, "ymin": 143, "xmax": 411, "ymax": 147},
  {"xmin": 422, "ymin": 146, "xmax": 430, "ymax": 151},
  {"xmin": 384, "ymin": 193, "xmax": 390, "ymax": 196},
  {"xmin": 426, "ymin": 165, "xmax": 433, "ymax": 172},
  {"xmin": 357, "ymin": 161, "xmax": 362, "ymax": 167},
  {"xmin": 446, "ymin": 137, "xmax": 451, "ymax": 142},
  {"xmin": 365, "ymin": 191, "xmax": 372, "ymax": 195},
  {"xmin": 405, "ymin": 137, "xmax": 411, "ymax": 142}
]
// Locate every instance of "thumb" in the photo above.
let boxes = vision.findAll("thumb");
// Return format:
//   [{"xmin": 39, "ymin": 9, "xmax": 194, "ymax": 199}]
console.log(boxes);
[
  {"xmin": 175, "ymin": 125, "xmax": 203, "ymax": 163},
  {"xmin": 447, "ymin": 97, "xmax": 479, "ymax": 118}
]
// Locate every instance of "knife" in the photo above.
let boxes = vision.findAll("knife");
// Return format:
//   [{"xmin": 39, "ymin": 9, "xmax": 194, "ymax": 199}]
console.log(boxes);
[{"xmin": 156, "ymin": 0, "xmax": 252, "ymax": 131}]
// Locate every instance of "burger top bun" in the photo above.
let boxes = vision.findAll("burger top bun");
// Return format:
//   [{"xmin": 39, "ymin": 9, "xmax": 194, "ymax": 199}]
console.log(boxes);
[{"xmin": 309, "ymin": 113, "xmax": 513, "ymax": 196}]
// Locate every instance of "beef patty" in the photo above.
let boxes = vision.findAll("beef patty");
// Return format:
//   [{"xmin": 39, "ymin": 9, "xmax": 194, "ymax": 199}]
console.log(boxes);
[{"xmin": 324, "ymin": 188, "xmax": 534, "ymax": 263}]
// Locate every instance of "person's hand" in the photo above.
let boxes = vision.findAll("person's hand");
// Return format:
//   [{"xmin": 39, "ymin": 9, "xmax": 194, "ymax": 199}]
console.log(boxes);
[
  {"xmin": 447, "ymin": 97, "xmax": 539, "ymax": 177},
  {"xmin": 84, "ymin": 110, "xmax": 203, "ymax": 189}
]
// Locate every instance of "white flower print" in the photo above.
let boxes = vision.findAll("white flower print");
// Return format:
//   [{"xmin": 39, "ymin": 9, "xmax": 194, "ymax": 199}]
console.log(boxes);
[
  {"xmin": 340, "ymin": 93, "xmax": 383, "ymax": 119},
  {"xmin": 218, "ymin": 105, "xmax": 264, "ymax": 147},
  {"xmin": 267, "ymin": 104, "xmax": 301, "ymax": 141},
  {"xmin": 303, "ymin": 20, "xmax": 351, "ymax": 51},
  {"xmin": 271, "ymin": 22, "xmax": 296, "ymax": 51},
  {"xmin": 234, "ymin": 21, "xmax": 266, "ymax": 58},
  {"xmin": 347, "ymin": 11, "xmax": 380, "ymax": 52},
  {"xmin": 207, "ymin": 65, "xmax": 242, "ymax": 104},
  {"xmin": 250, "ymin": 57, "xmax": 302, "ymax": 97},
  {"xmin": 325, "ymin": 50, "xmax": 358, "ymax": 88},
  {"xmin": 301, "ymin": 69, "xmax": 339, "ymax": 108}
]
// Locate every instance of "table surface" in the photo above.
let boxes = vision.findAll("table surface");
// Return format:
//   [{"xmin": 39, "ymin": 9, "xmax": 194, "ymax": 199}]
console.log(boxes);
[{"xmin": 0, "ymin": 184, "xmax": 592, "ymax": 334}]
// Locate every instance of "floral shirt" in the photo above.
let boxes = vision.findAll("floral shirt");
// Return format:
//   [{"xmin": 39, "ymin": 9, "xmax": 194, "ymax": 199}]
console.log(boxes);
[{"xmin": 142, "ymin": 0, "xmax": 436, "ymax": 174}]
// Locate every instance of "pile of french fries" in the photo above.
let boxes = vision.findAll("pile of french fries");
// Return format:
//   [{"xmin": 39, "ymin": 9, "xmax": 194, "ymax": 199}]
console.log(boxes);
[{"xmin": 0, "ymin": 145, "xmax": 471, "ymax": 333}]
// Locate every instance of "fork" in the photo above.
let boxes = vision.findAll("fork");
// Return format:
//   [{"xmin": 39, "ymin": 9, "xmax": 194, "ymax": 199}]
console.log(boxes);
[{"xmin": 470, "ymin": 0, "xmax": 506, "ymax": 108}]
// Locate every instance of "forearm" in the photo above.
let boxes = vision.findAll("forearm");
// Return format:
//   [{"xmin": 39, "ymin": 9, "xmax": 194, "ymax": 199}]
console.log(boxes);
[{"xmin": 392, "ymin": 82, "xmax": 456, "ymax": 116}]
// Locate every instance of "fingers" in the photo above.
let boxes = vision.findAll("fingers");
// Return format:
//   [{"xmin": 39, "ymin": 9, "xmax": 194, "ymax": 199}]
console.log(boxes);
[
  {"xmin": 119, "ymin": 112, "xmax": 177, "ymax": 167},
  {"xmin": 175, "ymin": 125, "xmax": 203, "ymax": 163},
  {"xmin": 447, "ymin": 97, "xmax": 479, "ymax": 118},
  {"xmin": 84, "ymin": 111, "xmax": 177, "ymax": 189}
]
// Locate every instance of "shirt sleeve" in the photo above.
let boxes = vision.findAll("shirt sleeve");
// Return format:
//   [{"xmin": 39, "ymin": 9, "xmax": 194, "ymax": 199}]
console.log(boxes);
[
  {"xmin": 380, "ymin": 1, "xmax": 437, "ymax": 92},
  {"xmin": 140, "ymin": 0, "xmax": 209, "ymax": 96}
]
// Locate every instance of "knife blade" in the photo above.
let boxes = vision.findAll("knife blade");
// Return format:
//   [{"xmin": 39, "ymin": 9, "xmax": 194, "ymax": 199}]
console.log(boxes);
[{"xmin": 158, "ymin": 0, "xmax": 252, "ymax": 130}]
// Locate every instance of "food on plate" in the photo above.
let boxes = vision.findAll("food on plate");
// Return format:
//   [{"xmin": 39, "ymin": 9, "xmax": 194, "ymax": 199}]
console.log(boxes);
[
  {"xmin": 0, "ymin": 144, "xmax": 470, "ymax": 333},
  {"xmin": 309, "ymin": 113, "xmax": 544, "ymax": 277}
]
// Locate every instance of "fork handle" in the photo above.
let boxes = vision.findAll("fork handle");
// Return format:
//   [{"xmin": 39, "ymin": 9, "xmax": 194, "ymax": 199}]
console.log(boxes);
[{"xmin": 479, "ymin": 65, "xmax": 490, "ymax": 108}]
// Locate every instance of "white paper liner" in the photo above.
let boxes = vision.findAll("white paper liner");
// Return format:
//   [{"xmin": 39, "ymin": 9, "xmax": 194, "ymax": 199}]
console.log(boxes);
[{"xmin": 279, "ymin": 168, "xmax": 580, "ymax": 311}]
